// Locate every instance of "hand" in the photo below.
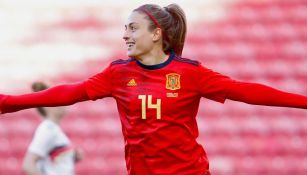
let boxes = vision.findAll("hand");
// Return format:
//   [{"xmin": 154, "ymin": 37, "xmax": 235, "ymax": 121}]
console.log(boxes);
[{"xmin": 74, "ymin": 148, "xmax": 84, "ymax": 163}]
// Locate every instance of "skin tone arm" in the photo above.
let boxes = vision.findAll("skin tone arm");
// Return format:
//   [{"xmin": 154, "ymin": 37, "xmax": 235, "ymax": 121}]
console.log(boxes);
[{"xmin": 23, "ymin": 152, "xmax": 43, "ymax": 175}]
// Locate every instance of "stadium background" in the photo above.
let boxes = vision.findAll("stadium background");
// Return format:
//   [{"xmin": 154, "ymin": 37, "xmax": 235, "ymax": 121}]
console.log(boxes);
[{"xmin": 0, "ymin": 0, "xmax": 307, "ymax": 174}]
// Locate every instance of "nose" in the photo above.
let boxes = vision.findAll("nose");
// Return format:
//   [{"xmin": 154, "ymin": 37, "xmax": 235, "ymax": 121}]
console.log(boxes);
[{"xmin": 123, "ymin": 30, "xmax": 129, "ymax": 41}]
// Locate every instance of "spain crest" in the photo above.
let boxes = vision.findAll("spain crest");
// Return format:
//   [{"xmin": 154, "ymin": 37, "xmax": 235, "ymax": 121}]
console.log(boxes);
[{"xmin": 166, "ymin": 73, "xmax": 181, "ymax": 90}]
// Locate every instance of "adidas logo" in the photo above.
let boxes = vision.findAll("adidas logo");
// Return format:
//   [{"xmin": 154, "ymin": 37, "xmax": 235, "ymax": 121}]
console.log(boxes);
[{"xmin": 127, "ymin": 79, "xmax": 137, "ymax": 86}]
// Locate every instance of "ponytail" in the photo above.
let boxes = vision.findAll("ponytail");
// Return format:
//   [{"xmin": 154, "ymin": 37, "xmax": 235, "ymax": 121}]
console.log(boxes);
[{"xmin": 164, "ymin": 4, "xmax": 186, "ymax": 56}]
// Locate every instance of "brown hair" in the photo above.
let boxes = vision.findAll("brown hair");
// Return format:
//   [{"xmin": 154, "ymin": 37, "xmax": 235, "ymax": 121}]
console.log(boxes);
[
  {"xmin": 31, "ymin": 82, "xmax": 48, "ymax": 117},
  {"xmin": 134, "ymin": 4, "xmax": 187, "ymax": 56}
]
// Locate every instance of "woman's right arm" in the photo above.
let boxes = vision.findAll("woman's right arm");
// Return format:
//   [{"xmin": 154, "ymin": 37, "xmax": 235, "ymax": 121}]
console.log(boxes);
[
  {"xmin": 23, "ymin": 152, "xmax": 44, "ymax": 175},
  {"xmin": 0, "ymin": 82, "xmax": 89, "ymax": 114}
]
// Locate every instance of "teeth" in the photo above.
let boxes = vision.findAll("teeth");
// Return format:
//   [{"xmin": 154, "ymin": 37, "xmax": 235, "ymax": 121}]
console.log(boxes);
[
  {"xmin": 126, "ymin": 41, "xmax": 134, "ymax": 49},
  {"xmin": 126, "ymin": 43, "xmax": 134, "ymax": 48}
]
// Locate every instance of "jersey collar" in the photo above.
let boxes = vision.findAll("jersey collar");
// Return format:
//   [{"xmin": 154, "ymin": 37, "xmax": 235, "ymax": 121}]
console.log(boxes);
[{"xmin": 136, "ymin": 50, "xmax": 176, "ymax": 70}]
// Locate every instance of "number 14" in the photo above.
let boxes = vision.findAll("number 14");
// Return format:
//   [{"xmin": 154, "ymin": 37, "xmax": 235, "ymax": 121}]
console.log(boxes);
[{"xmin": 138, "ymin": 95, "xmax": 161, "ymax": 120}]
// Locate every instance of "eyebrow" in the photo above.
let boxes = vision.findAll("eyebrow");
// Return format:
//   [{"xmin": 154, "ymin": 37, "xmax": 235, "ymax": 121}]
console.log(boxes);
[{"xmin": 125, "ymin": 22, "xmax": 139, "ymax": 28}]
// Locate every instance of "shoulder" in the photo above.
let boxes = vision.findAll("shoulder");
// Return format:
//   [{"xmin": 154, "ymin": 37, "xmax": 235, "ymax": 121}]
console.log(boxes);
[
  {"xmin": 172, "ymin": 56, "xmax": 217, "ymax": 76},
  {"xmin": 173, "ymin": 56, "xmax": 200, "ymax": 66},
  {"xmin": 110, "ymin": 58, "xmax": 135, "ymax": 66},
  {"xmin": 36, "ymin": 120, "xmax": 58, "ymax": 133}
]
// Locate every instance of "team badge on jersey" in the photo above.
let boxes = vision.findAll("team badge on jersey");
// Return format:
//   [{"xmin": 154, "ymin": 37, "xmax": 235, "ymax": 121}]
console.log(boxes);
[{"xmin": 166, "ymin": 73, "xmax": 181, "ymax": 90}]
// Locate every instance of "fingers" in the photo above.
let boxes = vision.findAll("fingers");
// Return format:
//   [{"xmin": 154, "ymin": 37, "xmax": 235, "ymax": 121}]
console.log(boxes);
[{"xmin": 74, "ymin": 148, "xmax": 84, "ymax": 162}]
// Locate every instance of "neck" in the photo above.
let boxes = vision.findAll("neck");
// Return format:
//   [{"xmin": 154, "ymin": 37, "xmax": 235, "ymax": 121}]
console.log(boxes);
[
  {"xmin": 47, "ymin": 115, "xmax": 61, "ymax": 125},
  {"xmin": 137, "ymin": 48, "xmax": 169, "ymax": 65}
]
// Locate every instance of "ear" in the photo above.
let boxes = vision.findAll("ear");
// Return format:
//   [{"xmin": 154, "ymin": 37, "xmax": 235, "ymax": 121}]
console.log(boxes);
[{"xmin": 152, "ymin": 28, "xmax": 163, "ymax": 42}]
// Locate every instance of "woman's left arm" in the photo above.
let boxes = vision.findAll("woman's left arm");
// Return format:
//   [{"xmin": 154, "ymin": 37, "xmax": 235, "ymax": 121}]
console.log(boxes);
[{"xmin": 226, "ymin": 81, "xmax": 307, "ymax": 109}]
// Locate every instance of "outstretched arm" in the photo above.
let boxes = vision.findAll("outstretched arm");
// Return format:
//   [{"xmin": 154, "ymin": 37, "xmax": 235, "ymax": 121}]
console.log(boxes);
[
  {"xmin": 0, "ymin": 82, "xmax": 89, "ymax": 114},
  {"xmin": 226, "ymin": 81, "xmax": 307, "ymax": 109}
]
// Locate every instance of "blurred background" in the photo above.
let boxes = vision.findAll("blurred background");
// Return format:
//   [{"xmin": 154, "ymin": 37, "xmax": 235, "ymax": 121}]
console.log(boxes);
[{"xmin": 0, "ymin": 0, "xmax": 307, "ymax": 174}]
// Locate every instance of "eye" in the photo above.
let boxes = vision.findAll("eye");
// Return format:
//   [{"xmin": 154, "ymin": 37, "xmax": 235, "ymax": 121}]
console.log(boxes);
[{"xmin": 130, "ymin": 26, "xmax": 137, "ymax": 31}]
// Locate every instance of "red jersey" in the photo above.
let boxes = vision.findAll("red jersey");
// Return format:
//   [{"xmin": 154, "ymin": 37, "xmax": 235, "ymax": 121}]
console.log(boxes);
[{"xmin": 85, "ymin": 51, "xmax": 233, "ymax": 175}]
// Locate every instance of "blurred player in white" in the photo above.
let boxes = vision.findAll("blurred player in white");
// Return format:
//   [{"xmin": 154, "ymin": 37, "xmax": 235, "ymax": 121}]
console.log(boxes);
[{"xmin": 23, "ymin": 82, "xmax": 83, "ymax": 175}]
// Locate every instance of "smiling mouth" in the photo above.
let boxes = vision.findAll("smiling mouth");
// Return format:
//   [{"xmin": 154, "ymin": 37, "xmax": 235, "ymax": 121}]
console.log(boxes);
[{"xmin": 126, "ymin": 42, "xmax": 135, "ymax": 49}]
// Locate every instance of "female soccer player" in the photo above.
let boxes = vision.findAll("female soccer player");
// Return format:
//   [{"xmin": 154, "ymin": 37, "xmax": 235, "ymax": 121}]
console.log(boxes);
[
  {"xmin": 1, "ymin": 3, "xmax": 307, "ymax": 175},
  {"xmin": 23, "ymin": 82, "xmax": 83, "ymax": 175}
]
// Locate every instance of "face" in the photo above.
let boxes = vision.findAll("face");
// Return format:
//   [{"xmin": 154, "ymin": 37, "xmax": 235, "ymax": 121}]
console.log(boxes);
[
  {"xmin": 123, "ymin": 11, "xmax": 158, "ymax": 59},
  {"xmin": 46, "ymin": 106, "xmax": 66, "ymax": 120}
]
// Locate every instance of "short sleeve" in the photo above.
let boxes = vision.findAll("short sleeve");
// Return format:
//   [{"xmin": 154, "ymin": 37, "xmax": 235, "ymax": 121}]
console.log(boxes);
[
  {"xmin": 28, "ymin": 122, "xmax": 56, "ymax": 157},
  {"xmin": 197, "ymin": 64, "xmax": 235, "ymax": 103},
  {"xmin": 85, "ymin": 65, "xmax": 113, "ymax": 100}
]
